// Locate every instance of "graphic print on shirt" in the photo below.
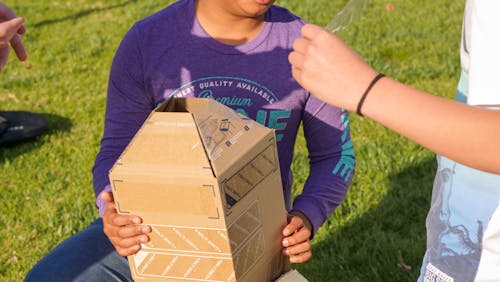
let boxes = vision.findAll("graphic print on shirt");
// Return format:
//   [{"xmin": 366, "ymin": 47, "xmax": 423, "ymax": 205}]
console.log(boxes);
[
  {"xmin": 332, "ymin": 111, "xmax": 355, "ymax": 183},
  {"xmin": 165, "ymin": 76, "xmax": 290, "ymax": 142},
  {"xmin": 165, "ymin": 76, "xmax": 354, "ymax": 184},
  {"xmin": 424, "ymin": 164, "xmax": 481, "ymax": 282},
  {"xmin": 420, "ymin": 62, "xmax": 500, "ymax": 282}
]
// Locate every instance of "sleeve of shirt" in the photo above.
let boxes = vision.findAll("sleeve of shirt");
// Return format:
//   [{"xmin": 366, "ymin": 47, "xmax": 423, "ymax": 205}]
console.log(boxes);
[
  {"xmin": 467, "ymin": 0, "xmax": 500, "ymax": 105},
  {"xmin": 92, "ymin": 24, "xmax": 155, "ymax": 216},
  {"xmin": 291, "ymin": 95, "xmax": 355, "ymax": 235}
]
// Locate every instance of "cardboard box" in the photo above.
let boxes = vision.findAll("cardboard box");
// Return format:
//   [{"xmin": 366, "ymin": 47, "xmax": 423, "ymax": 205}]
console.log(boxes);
[{"xmin": 109, "ymin": 97, "xmax": 291, "ymax": 281}]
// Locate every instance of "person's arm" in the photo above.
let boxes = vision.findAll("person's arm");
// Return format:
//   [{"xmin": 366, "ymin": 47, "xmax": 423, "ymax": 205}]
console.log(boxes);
[
  {"xmin": 292, "ymin": 96, "xmax": 354, "ymax": 234},
  {"xmin": 289, "ymin": 24, "xmax": 500, "ymax": 174},
  {"xmin": 0, "ymin": 2, "xmax": 27, "ymax": 71},
  {"xmin": 281, "ymin": 95, "xmax": 354, "ymax": 263},
  {"xmin": 92, "ymin": 24, "xmax": 154, "ymax": 255},
  {"xmin": 362, "ymin": 78, "xmax": 500, "ymax": 174},
  {"xmin": 92, "ymin": 24, "xmax": 154, "ymax": 212}
]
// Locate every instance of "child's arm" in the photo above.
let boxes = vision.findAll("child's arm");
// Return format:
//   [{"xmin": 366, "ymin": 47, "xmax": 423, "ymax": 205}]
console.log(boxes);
[
  {"xmin": 93, "ymin": 25, "xmax": 154, "ymax": 253},
  {"xmin": 289, "ymin": 24, "xmax": 500, "ymax": 174},
  {"xmin": 93, "ymin": 24, "xmax": 154, "ymax": 213},
  {"xmin": 292, "ymin": 97, "xmax": 354, "ymax": 235},
  {"xmin": 282, "ymin": 96, "xmax": 354, "ymax": 263},
  {"xmin": 359, "ymin": 78, "xmax": 500, "ymax": 174}
]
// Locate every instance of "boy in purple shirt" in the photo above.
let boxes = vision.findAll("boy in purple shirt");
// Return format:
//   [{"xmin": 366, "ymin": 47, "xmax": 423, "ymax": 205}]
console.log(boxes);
[{"xmin": 26, "ymin": 0, "xmax": 354, "ymax": 280}]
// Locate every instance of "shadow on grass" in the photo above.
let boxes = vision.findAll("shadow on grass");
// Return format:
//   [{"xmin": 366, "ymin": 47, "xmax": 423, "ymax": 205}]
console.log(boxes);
[
  {"xmin": 0, "ymin": 113, "xmax": 72, "ymax": 163},
  {"xmin": 296, "ymin": 157, "xmax": 437, "ymax": 282},
  {"xmin": 32, "ymin": 0, "xmax": 138, "ymax": 28}
]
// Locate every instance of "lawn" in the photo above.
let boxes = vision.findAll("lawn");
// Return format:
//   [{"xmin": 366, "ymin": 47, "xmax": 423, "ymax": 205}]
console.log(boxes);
[{"xmin": 0, "ymin": 0, "xmax": 464, "ymax": 281}]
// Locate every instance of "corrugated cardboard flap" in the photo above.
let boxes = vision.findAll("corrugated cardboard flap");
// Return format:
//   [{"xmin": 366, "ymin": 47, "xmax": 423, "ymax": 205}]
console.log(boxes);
[
  {"xmin": 167, "ymin": 98, "xmax": 273, "ymax": 178},
  {"xmin": 111, "ymin": 111, "xmax": 214, "ymax": 179}
]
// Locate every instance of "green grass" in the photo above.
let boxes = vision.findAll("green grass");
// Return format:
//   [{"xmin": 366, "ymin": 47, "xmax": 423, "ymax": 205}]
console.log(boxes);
[{"xmin": 0, "ymin": 0, "xmax": 464, "ymax": 281}]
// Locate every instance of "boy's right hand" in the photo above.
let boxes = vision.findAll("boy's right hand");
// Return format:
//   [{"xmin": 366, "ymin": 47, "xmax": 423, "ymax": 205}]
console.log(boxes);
[{"xmin": 101, "ymin": 191, "xmax": 151, "ymax": 256}]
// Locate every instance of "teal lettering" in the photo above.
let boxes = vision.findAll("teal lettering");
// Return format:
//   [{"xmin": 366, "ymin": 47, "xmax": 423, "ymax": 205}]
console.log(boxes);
[
  {"xmin": 268, "ymin": 110, "xmax": 290, "ymax": 142},
  {"xmin": 234, "ymin": 109, "xmax": 290, "ymax": 142},
  {"xmin": 332, "ymin": 139, "xmax": 355, "ymax": 183},
  {"xmin": 340, "ymin": 110, "xmax": 350, "ymax": 142},
  {"xmin": 236, "ymin": 108, "xmax": 248, "ymax": 117},
  {"xmin": 268, "ymin": 110, "xmax": 290, "ymax": 131},
  {"xmin": 255, "ymin": 110, "xmax": 267, "ymax": 126}
]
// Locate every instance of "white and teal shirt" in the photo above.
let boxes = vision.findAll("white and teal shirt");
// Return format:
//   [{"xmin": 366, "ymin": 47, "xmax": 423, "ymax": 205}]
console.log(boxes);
[{"xmin": 419, "ymin": 1, "xmax": 500, "ymax": 281}]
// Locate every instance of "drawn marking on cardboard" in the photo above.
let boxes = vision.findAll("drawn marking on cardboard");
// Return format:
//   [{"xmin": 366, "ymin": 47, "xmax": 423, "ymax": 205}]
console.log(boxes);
[{"xmin": 222, "ymin": 145, "xmax": 277, "ymax": 210}]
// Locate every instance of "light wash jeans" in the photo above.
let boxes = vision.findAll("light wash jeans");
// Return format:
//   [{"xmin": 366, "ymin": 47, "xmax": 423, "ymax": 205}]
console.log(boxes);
[{"xmin": 25, "ymin": 218, "xmax": 132, "ymax": 282}]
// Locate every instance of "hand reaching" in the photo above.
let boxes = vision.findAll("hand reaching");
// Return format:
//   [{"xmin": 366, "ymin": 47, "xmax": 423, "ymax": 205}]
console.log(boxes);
[
  {"xmin": 289, "ymin": 23, "xmax": 377, "ymax": 112},
  {"xmin": 0, "ymin": 2, "xmax": 27, "ymax": 71}
]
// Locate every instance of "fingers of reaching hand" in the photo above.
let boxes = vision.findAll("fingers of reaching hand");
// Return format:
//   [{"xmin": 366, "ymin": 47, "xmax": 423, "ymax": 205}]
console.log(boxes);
[
  {"xmin": 17, "ymin": 23, "xmax": 26, "ymax": 35},
  {"xmin": 288, "ymin": 52, "xmax": 302, "ymax": 73},
  {"xmin": 289, "ymin": 37, "xmax": 319, "ymax": 81},
  {"xmin": 290, "ymin": 66, "xmax": 302, "ymax": 85},
  {"xmin": 301, "ymin": 23, "xmax": 324, "ymax": 39},
  {"xmin": 288, "ymin": 41, "xmax": 306, "ymax": 73},
  {"xmin": 288, "ymin": 49, "xmax": 306, "ymax": 84},
  {"xmin": 0, "ymin": 47, "xmax": 8, "ymax": 70},
  {"xmin": 288, "ymin": 51, "xmax": 300, "ymax": 67},
  {"xmin": 0, "ymin": 6, "xmax": 26, "ymax": 68},
  {"xmin": 292, "ymin": 37, "xmax": 309, "ymax": 55},
  {"xmin": 6, "ymin": 17, "xmax": 24, "ymax": 32},
  {"xmin": 10, "ymin": 34, "xmax": 26, "ymax": 61},
  {"xmin": 0, "ymin": 17, "xmax": 24, "ymax": 43}
]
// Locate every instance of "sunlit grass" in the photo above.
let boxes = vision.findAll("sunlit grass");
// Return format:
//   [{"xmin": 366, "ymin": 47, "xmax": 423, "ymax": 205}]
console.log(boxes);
[{"xmin": 0, "ymin": 0, "xmax": 463, "ymax": 281}]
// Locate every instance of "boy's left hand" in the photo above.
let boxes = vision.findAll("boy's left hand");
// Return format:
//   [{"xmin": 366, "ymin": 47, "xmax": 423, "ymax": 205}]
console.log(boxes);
[{"xmin": 282, "ymin": 213, "xmax": 312, "ymax": 263}]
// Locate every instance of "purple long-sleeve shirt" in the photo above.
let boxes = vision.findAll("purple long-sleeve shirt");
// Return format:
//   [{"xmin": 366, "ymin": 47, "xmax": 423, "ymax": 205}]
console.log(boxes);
[{"xmin": 93, "ymin": 0, "xmax": 355, "ymax": 234}]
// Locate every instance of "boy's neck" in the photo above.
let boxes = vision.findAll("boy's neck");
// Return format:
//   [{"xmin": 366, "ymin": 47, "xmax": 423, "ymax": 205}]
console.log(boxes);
[{"xmin": 194, "ymin": 0, "xmax": 268, "ymax": 45}]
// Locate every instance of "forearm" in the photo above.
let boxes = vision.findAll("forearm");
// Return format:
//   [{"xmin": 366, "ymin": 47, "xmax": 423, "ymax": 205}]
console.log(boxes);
[
  {"xmin": 297, "ymin": 98, "xmax": 354, "ymax": 233},
  {"xmin": 362, "ymin": 77, "xmax": 500, "ymax": 173},
  {"xmin": 293, "ymin": 158, "xmax": 352, "ymax": 235}
]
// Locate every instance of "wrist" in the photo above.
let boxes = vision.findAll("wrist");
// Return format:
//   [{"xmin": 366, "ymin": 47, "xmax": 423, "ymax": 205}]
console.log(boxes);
[{"xmin": 356, "ymin": 73, "xmax": 385, "ymax": 117}]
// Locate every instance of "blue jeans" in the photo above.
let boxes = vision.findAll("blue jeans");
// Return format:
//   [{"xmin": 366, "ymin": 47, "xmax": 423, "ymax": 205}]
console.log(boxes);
[{"xmin": 25, "ymin": 218, "xmax": 132, "ymax": 282}]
